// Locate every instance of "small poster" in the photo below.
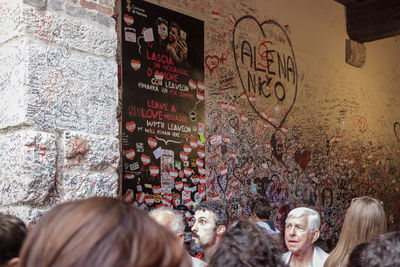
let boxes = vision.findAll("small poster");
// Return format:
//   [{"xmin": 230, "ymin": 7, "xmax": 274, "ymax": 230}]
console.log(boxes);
[{"xmin": 121, "ymin": 0, "xmax": 205, "ymax": 211}]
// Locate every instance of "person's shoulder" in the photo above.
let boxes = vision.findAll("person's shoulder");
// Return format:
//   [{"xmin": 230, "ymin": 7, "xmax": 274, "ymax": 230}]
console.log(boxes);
[
  {"xmin": 314, "ymin": 246, "xmax": 329, "ymax": 261},
  {"xmin": 282, "ymin": 251, "xmax": 291, "ymax": 263},
  {"xmin": 257, "ymin": 221, "xmax": 271, "ymax": 230},
  {"xmin": 191, "ymin": 256, "xmax": 208, "ymax": 267},
  {"xmin": 256, "ymin": 221, "xmax": 280, "ymax": 235}
]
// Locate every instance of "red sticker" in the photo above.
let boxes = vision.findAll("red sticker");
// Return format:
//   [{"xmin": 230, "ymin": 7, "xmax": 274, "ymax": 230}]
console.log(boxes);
[
  {"xmin": 197, "ymin": 81, "xmax": 205, "ymax": 91},
  {"xmin": 126, "ymin": 121, "xmax": 136, "ymax": 132},
  {"xmin": 124, "ymin": 14, "xmax": 134, "ymax": 26},
  {"xmin": 141, "ymin": 154, "xmax": 151, "ymax": 165},
  {"xmin": 169, "ymin": 169, "xmax": 178, "ymax": 179},
  {"xmin": 150, "ymin": 166, "xmax": 159, "ymax": 176},
  {"xmin": 175, "ymin": 181, "xmax": 183, "ymax": 191},
  {"xmin": 198, "ymin": 149, "xmax": 205, "ymax": 158},
  {"xmin": 152, "ymin": 185, "xmax": 161, "ymax": 195},
  {"xmin": 184, "ymin": 167, "xmax": 192, "ymax": 177},
  {"xmin": 130, "ymin": 59, "xmax": 141, "ymax": 71},
  {"xmin": 123, "ymin": 189, "xmax": 134, "ymax": 203},
  {"xmin": 180, "ymin": 151, "xmax": 188, "ymax": 161},
  {"xmin": 154, "ymin": 70, "xmax": 164, "ymax": 83},
  {"xmin": 148, "ymin": 137, "xmax": 157, "ymax": 149},
  {"xmin": 220, "ymin": 166, "xmax": 228, "ymax": 176},
  {"xmin": 189, "ymin": 79, "xmax": 197, "ymax": 90},
  {"xmin": 125, "ymin": 149, "xmax": 135, "ymax": 160}
]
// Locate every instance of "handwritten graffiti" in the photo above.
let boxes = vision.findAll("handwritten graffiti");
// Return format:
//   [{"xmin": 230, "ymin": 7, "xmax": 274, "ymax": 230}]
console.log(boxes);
[
  {"xmin": 205, "ymin": 54, "xmax": 227, "ymax": 75},
  {"xmin": 233, "ymin": 16, "xmax": 297, "ymax": 129}
]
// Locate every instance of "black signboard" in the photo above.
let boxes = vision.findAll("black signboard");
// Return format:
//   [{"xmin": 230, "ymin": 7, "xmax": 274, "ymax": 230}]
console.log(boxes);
[{"xmin": 121, "ymin": 0, "xmax": 205, "ymax": 215}]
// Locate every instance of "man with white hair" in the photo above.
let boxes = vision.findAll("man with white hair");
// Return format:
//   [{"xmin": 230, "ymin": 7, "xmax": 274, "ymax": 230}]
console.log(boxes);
[
  {"xmin": 283, "ymin": 207, "xmax": 328, "ymax": 267},
  {"xmin": 150, "ymin": 207, "xmax": 208, "ymax": 267}
]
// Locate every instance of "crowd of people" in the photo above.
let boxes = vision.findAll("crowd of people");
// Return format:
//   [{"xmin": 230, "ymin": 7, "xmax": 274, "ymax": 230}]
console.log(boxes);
[{"xmin": 0, "ymin": 195, "xmax": 399, "ymax": 267}]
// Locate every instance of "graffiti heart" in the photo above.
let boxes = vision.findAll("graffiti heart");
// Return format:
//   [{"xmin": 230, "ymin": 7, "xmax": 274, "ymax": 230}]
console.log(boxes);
[
  {"xmin": 205, "ymin": 55, "xmax": 220, "ymax": 75},
  {"xmin": 232, "ymin": 16, "xmax": 298, "ymax": 129},
  {"xmin": 294, "ymin": 149, "xmax": 311, "ymax": 171}
]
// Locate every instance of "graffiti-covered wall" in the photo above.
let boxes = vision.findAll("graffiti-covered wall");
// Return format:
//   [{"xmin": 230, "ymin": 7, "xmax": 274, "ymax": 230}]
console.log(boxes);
[{"xmin": 125, "ymin": 0, "xmax": 400, "ymax": 246}]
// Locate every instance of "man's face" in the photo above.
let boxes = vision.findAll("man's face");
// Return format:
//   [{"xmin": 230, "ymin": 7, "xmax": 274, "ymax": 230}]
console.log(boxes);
[
  {"xmin": 169, "ymin": 26, "xmax": 179, "ymax": 42},
  {"xmin": 191, "ymin": 210, "xmax": 217, "ymax": 247},
  {"xmin": 285, "ymin": 216, "xmax": 316, "ymax": 255}
]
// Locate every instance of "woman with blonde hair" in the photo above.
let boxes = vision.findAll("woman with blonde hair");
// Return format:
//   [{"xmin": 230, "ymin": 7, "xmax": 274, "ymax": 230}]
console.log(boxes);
[
  {"xmin": 19, "ymin": 197, "xmax": 191, "ymax": 267},
  {"xmin": 324, "ymin": 196, "xmax": 387, "ymax": 267}
]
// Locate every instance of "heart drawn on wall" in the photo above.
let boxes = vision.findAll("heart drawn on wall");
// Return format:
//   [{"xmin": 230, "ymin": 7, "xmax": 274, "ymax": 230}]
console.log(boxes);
[
  {"xmin": 205, "ymin": 55, "xmax": 219, "ymax": 75},
  {"xmin": 232, "ymin": 16, "xmax": 298, "ymax": 130},
  {"xmin": 294, "ymin": 149, "xmax": 311, "ymax": 171}
]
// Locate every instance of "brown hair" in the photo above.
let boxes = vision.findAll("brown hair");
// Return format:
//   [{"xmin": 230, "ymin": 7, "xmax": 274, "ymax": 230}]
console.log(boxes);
[
  {"xmin": 209, "ymin": 220, "xmax": 285, "ymax": 267},
  {"xmin": 324, "ymin": 196, "xmax": 387, "ymax": 267},
  {"xmin": 20, "ymin": 197, "xmax": 190, "ymax": 267}
]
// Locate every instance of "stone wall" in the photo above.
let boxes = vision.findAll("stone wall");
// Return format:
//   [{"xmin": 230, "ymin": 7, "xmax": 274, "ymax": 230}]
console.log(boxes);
[{"xmin": 0, "ymin": 0, "xmax": 119, "ymax": 226}]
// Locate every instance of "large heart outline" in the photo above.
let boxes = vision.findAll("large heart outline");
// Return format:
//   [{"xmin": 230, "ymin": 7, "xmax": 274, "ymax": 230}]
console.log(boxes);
[{"xmin": 232, "ymin": 16, "xmax": 298, "ymax": 130}]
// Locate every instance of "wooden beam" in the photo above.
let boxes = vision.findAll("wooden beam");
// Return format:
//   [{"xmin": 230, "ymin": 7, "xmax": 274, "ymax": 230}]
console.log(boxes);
[
  {"xmin": 334, "ymin": 0, "xmax": 350, "ymax": 5},
  {"xmin": 345, "ymin": 39, "xmax": 366, "ymax": 67},
  {"xmin": 346, "ymin": 0, "xmax": 400, "ymax": 42}
]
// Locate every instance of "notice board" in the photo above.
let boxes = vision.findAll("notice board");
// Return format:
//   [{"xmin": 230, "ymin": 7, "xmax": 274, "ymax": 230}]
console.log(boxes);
[{"xmin": 121, "ymin": 0, "xmax": 205, "ymax": 215}]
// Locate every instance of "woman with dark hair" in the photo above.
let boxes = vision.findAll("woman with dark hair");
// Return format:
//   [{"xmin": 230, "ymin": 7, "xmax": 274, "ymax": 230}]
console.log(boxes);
[
  {"xmin": 0, "ymin": 213, "xmax": 27, "ymax": 267},
  {"xmin": 19, "ymin": 197, "xmax": 191, "ymax": 267},
  {"xmin": 209, "ymin": 220, "xmax": 285, "ymax": 267},
  {"xmin": 324, "ymin": 196, "xmax": 387, "ymax": 267}
]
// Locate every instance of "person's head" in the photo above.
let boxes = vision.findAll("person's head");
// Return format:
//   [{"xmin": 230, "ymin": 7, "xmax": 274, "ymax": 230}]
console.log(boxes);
[
  {"xmin": 362, "ymin": 231, "xmax": 400, "ymax": 267},
  {"xmin": 0, "ymin": 213, "xmax": 27, "ymax": 267},
  {"xmin": 150, "ymin": 207, "xmax": 185, "ymax": 242},
  {"xmin": 168, "ymin": 21, "xmax": 180, "ymax": 43},
  {"xmin": 20, "ymin": 197, "xmax": 190, "ymax": 267},
  {"xmin": 346, "ymin": 242, "xmax": 368, "ymax": 267},
  {"xmin": 322, "ymin": 188, "xmax": 333, "ymax": 207},
  {"xmin": 209, "ymin": 220, "xmax": 285, "ymax": 267},
  {"xmin": 251, "ymin": 197, "xmax": 272, "ymax": 220},
  {"xmin": 284, "ymin": 207, "xmax": 321, "ymax": 256},
  {"xmin": 324, "ymin": 196, "xmax": 387, "ymax": 267},
  {"xmin": 191, "ymin": 201, "xmax": 229, "ymax": 249}
]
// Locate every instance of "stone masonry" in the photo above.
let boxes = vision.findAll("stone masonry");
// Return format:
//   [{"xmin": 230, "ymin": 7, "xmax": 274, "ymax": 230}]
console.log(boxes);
[{"xmin": 0, "ymin": 0, "xmax": 119, "ymax": 226}]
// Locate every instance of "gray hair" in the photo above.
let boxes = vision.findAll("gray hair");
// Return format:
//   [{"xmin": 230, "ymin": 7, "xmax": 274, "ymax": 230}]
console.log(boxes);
[
  {"xmin": 149, "ymin": 207, "xmax": 185, "ymax": 235},
  {"xmin": 286, "ymin": 207, "xmax": 320, "ymax": 231}
]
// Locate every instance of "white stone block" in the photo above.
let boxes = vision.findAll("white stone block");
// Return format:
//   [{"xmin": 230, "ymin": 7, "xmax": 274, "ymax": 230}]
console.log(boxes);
[
  {"xmin": 0, "ymin": 205, "xmax": 49, "ymax": 227},
  {"xmin": 60, "ymin": 171, "xmax": 118, "ymax": 201},
  {"xmin": 0, "ymin": 40, "xmax": 28, "ymax": 128},
  {"xmin": 25, "ymin": 40, "xmax": 119, "ymax": 136},
  {"xmin": 63, "ymin": 131, "xmax": 120, "ymax": 172},
  {"xmin": 23, "ymin": 6, "xmax": 117, "ymax": 57},
  {"xmin": 0, "ymin": 0, "xmax": 23, "ymax": 44},
  {"xmin": 0, "ymin": 130, "xmax": 57, "ymax": 206}
]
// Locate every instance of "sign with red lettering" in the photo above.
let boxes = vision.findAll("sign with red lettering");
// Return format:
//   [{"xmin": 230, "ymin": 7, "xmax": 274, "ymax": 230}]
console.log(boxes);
[{"xmin": 121, "ymin": 0, "xmax": 205, "ymax": 212}]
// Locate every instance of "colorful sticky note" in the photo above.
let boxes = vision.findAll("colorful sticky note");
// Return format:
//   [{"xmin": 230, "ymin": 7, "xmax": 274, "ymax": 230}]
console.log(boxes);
[{"xmin": 199, "ymin": 134, "xmax": 205, "ymax": 144}]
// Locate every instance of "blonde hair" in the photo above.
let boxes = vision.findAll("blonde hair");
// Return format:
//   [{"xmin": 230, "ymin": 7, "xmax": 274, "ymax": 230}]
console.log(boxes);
[{"xmin": 324, "ymin": 196, "xmax": 387, "ymax": 267}]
